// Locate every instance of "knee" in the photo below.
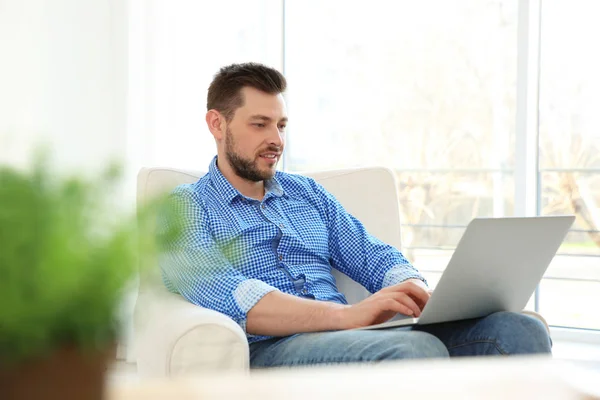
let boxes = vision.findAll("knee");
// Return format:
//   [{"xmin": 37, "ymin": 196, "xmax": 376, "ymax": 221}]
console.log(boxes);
[
  {"xmin": 374, "ymin": 332, "xmax": 449, "ymax": 361},
  {"xmin": 487, "ymin": 311, "xmax": 552, "ymax": 355}
]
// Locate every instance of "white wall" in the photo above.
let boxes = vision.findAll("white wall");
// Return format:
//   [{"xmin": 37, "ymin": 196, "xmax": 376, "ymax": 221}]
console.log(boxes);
[{"xmin": 0, "ymin": 0, "xmax": 128, "ymax": 173}]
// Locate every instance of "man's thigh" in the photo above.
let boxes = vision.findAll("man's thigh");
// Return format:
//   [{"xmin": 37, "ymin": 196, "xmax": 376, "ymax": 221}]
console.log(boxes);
[
  {"xmin": 249, "ymin": 329, "xmax": 449, "ymax": 368},
  {"xmin": 414, "ymin": 311, "xmax": 552, "ymax": 356}
]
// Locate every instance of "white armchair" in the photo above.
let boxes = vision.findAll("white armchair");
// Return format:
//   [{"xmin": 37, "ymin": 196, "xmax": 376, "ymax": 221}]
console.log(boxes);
[{"xmin": 133, "ymin": 166, "xmax": 549, "ymax": 379}]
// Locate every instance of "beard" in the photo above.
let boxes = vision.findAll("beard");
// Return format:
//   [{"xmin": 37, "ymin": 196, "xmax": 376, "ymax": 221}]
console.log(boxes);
[{"xmin": 224, "ymin": 127, "xmax": 280, "ymax": 182}]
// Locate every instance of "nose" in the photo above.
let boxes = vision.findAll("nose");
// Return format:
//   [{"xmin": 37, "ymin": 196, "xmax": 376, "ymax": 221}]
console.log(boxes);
[{"xmin": 267, "ymin": 126, "xmax": 284, "ymax": 148}]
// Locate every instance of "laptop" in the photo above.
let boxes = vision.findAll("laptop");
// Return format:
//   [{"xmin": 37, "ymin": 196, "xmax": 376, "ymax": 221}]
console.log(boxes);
[{"xmin": 355, "ymin": 215, "xmax": 575, "ymax": 330}]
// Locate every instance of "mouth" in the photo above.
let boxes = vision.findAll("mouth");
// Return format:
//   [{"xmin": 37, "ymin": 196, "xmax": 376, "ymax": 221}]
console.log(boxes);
[{"xmin": 258, "ymin": 152, "xmax": 280, "ymax": 164}]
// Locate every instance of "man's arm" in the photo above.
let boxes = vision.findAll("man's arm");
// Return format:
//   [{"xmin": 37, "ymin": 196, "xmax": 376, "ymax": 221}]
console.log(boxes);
[
  {"xmin": 308, "ymin": 179, "xmax": 426, "ymax": 293},
  {"xmin": 246, "ymin": 291, "xmax": 347, "ymax": 335},
  {"xmin": 159, "ymin": 189, "xmax": 278, "ymax": 333},
  {"xmin": 247, "ymin": 279, "xmax": 430, "ymax": 336}
]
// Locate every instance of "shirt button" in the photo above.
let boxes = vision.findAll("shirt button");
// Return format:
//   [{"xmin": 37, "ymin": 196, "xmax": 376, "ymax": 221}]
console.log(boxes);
[
  {"xmin": 279, "ymin": 223, "xmax": 284, "ymax": 229},
  {"xmin": 278, "ymin": 254, "xmax": 283, "ymax": 261},
  {"xmin": 261, "ymin": 204, "xmax": 266, "ymax": 209},
  {"xmin": 302, "ymin": 288, "xmax": 308, "ymax": 294}
]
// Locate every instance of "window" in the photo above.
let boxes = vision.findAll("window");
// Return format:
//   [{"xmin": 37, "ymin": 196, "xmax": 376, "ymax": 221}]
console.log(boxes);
[
  {"xmin": 285, "ymin": 0, "xmax": 519, "ymax": 289},
  {"xmin": 538, "ymin": 0, "xmax": 600, "ymax": 329}
]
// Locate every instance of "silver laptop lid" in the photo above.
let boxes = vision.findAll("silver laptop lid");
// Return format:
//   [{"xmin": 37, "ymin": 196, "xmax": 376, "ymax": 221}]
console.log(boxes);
[{"xmin": 418, "ymin": 215, "xmax": 575, "ymax": 325}]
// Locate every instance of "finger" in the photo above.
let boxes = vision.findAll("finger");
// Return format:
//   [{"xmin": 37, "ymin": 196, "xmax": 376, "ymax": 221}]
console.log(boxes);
[
  {"xmin": 408, "ymin": 290, "xmax": 431, "ymax": 310},
  {"xmin": 403, "ymin": 282, "xmax": 431, "ymax": 306},
  {"xmin": 380, "ymin": 297, "xmax": 415, "ymax": 317},
  {"xmin": 387, "ymin": 286, "xmax": 429, "ymax": 312},
  {"xmin": 408, "ymin": 294, "xmax": 426, "ymax": 311},
  {"xmin": 380, "ymin": 281, "xmax": 431, "ymax": 307},
  {"xmin": 390, "ymin": 292, "xmax": 423, "ymax": 317},
  {"xmin": 379, "ymin": 292, "xmax": 422, "ymax": 317}
]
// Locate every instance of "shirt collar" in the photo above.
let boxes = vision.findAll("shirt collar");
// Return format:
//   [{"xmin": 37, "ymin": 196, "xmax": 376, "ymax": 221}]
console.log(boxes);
[{"xmin": 208, "ymin": 156, "xmax": 284, "ymax": 204}]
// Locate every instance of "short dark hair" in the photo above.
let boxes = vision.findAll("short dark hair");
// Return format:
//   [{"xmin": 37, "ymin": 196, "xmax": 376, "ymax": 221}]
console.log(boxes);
[{"xmin": 207, "ymin": 62, "xmax": 287, "ymax": 122}]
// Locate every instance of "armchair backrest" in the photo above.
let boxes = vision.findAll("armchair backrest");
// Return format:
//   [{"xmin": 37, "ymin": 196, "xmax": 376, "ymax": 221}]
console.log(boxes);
[{"xmin": 136, "ymin": 166, "xmax": 403, "ymax": 304}]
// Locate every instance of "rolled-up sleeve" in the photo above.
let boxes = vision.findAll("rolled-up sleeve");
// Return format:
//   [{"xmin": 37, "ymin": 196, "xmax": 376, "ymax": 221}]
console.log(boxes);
[
  {"xmin": 381, "ymin": 264, "xmax": 427, "ymax": 289},
  {"xmin": 158, "ymin": 190, "xmax": 278, "ymax": 333},
  {"xmin": 309, "ymin": 179, "xmax": 427, "ymax": 293}
]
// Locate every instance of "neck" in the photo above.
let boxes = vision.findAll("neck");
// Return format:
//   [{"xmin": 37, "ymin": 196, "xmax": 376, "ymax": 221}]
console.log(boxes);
[{"xmin": 216, "ymin": 157, "xmax": 265, "ymax": 200}]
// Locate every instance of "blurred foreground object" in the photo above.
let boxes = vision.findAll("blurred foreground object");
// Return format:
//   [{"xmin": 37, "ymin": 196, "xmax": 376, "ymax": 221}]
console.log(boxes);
[
  {"xmin": 0, "ymin": 155, "xmax": 176, "ymax": 400},
  {"xmin": 107, "ymin": 357, "xmax": 600, "ymax": 400}
]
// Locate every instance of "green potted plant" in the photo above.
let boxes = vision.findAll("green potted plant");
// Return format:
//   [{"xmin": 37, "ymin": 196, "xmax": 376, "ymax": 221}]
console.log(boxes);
[{"xmin": 0, "ymin": 156, "xmax": 175, "ymax": 400}]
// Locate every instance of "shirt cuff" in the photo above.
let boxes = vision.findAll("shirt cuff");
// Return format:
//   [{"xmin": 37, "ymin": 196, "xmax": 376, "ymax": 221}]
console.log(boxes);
[
  {"xmin": 233, "ymin": 279, "xmax": 278, "ymax": 335},
  {"xmin": 382, "ymin": 265, "xmax": 428, "ymax": 288}
]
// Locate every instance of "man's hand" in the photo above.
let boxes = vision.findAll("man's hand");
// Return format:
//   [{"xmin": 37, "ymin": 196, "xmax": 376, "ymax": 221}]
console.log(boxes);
[{"xmin": 337, "ymin": 279, "xmax": 431, "ymax": 329}]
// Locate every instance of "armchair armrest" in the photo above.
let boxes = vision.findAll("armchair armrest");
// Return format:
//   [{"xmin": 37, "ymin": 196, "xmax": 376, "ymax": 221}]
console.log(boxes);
[{"xmin": 135, "ymin": 292, "xmax": 249, "ymax": 378}]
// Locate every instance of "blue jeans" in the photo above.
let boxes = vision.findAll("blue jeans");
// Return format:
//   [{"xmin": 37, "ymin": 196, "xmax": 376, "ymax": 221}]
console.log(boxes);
[{"xmin": 249, "ymin": 311, "xmax": 552, "ymax": 368}]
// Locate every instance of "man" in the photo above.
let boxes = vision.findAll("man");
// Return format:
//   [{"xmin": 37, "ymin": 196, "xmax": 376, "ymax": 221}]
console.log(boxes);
[{"xmin": 160, "ymin": 62, "xmax": 551, "ymax": 368}]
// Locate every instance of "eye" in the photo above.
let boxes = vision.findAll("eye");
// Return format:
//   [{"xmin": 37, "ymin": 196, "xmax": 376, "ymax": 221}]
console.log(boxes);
[
  {"xmin": 253, "ymin": 123, "xmax": 265, "ymax": 128},
  {"xmin": 279, "ymin": 125, "xmax": 287, "ymax": 131}
]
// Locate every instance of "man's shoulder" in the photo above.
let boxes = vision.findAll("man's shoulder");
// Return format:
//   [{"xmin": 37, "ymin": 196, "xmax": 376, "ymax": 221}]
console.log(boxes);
[{"xmin": 170, "ymin": 174, "xmax": 211, "ymax": 204}]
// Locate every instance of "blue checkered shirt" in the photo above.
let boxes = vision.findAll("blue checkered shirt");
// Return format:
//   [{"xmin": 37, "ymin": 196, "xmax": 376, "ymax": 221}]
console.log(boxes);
[{"xmin": 159, "ymin": 157, "xmax": 425, "ymax": 343}]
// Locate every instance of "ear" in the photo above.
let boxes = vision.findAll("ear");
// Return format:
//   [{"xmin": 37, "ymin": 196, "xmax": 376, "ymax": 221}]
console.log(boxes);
[{"xmin": 206, "ymin": 110, "xmax": 225, "ymax": 140}]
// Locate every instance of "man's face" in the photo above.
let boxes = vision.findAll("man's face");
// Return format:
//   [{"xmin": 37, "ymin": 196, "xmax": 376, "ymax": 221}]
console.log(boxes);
[{"xmin": 223, "ymin": 87, "xmax": 287, "ymax": 182}]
